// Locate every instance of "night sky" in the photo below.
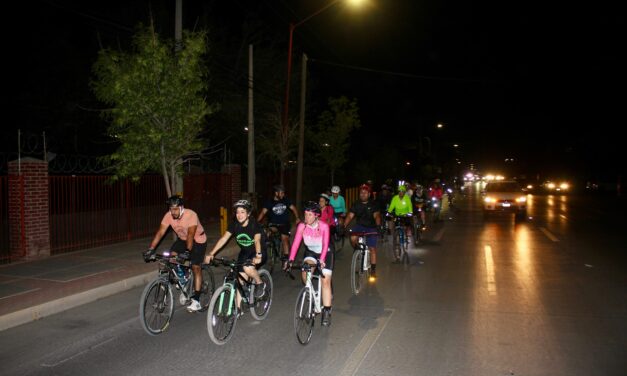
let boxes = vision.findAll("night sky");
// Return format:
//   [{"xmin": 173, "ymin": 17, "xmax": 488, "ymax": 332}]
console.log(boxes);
[{"xmin": 8, "ymin": 0, "xmax": 626, "ymax": 185}]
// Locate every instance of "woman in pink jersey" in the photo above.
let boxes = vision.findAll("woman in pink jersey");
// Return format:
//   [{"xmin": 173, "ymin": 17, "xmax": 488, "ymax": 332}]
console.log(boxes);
[{"xmin": 285, "ymin": 201, "xmax": 334, "ymax": 326}]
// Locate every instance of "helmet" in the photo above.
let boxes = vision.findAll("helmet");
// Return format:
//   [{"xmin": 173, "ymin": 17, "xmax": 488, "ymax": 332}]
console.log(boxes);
[
  {"xmin": 381, "ymin": 184, "xmax": 390, "ymax": 191},
  {"xmin": 303, "ymin": 201, "xmax": 321, "ymax": 216},
  {"xmin": 359, "ymin": 184, "xmax": 371, "ymax": 192},
  {"xmin": 320, "ymin": 193, "xmax": 330, "ymax": 202},
  {"xmin": 273, "ymin": 184, "xmax": 285, "ymax": 193},
  {"xmin": 416, "ymin": 184, "xmax": 423, "ymax": 190},
  {"xmin": 166, "ymin": 195, "xmax": 184, "ymax": 207},
  {"xmin": 434, "ymin": 178, "xmax": 440, "ymax": 183},
  {"xmin": 397, "ymin": 185, "xmax": 407, "ymax": 192},
  {"xmin": 331, "ymin": 185, "xmax": 340, "ymax": 194},
  {"xmin": 233, "ymin": 199, "xmax": 252, "ymax": 212}
]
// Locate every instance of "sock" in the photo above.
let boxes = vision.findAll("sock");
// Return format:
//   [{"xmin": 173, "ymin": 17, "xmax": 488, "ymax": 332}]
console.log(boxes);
[
  {"xmin": 323, "ymin": 306, "xmax": 331, "ymax": 312},
  {"xmin": 192, "ymin": 291, "xmax": 201, "ymax": 301},
  {"xmin": 371, "ymin": 264, "xmax": 376, "ymax": 272}
]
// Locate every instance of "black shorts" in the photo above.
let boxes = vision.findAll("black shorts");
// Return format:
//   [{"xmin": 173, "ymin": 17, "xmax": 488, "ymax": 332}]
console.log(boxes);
[
  {"xmin": 303, "ymin": 248, "xmax": 334, "ymax": 275},
  {"xmin": 237, "ymin": 248, "xmax": 267, "ymax": 272},
  {"xmin": 171, "ymin": 238, "xmax": 206, "ymax": 266},
  {"xmin": 268, "ymin": 223, "xmax": 290, "ymax": 236}
]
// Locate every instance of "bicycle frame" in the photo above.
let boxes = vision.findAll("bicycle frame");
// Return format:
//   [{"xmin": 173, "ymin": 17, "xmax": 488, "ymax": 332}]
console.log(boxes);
[
  {"xmin": 302, "ymin": 263, "xmax": 323, "ymax": 314},
  {"xmin": 213, "ymin": 259, "xmax": 256, "ymax": 314}
]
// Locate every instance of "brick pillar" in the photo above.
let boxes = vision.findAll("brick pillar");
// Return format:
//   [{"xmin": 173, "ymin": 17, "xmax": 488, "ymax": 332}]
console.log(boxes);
[
  {"xmin": 221, "ymin": 164, "xmax": 241, "ymax": 206},
  {"xmin": 8, "ymin": 157, "xmax": 50, "ymax": 260}
]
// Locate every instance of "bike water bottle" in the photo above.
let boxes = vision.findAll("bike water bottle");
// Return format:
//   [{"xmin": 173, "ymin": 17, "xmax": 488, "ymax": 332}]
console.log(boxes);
[{"xmin": 175, "ymin": 264, "xmax": 186, "ymax": 282}]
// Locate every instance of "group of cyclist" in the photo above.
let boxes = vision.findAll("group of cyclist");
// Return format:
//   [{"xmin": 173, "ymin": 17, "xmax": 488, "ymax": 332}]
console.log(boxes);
[{"xmin": 142, "ymin": 179, "xmax": 447, "ymax": 324}]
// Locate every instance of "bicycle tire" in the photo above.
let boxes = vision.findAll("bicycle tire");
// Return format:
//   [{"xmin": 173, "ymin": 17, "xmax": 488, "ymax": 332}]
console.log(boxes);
[
  {"xmin": 199, "ymin": 267, "xmax": 215, "ymax": 312},
  {"xmin": 294, "ymin": 287, "xmax": 314, "ymax": 345},
  {"xmin": 139, "ymin": 279, "xmax": 174, "ymax": 336},
  {"xmin": 207, "ymin": 285, "xmax": 238, "ymax": 345},
  {"xmin": 350, "ymin": 249, "xmax": 366, "ymax": 295},
  {"xmin": 250, "ymin": 269, "xmax": 273, "ymax": 320}
]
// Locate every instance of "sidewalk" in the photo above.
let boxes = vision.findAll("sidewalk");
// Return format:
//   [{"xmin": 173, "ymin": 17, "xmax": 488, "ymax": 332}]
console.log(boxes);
[{"xmin": 0, "ymin": 223, "xmax": 239, "ymax": 331}]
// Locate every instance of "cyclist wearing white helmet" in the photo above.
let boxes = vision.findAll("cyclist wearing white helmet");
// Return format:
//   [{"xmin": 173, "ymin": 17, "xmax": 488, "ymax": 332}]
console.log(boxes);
[
  {"xmin": 205, "ymin": 199, "xmax": 267, "ymax": 300},
  {"xmin": 329, "ymin": 185, "xmax": 346, "ymax": 226}
]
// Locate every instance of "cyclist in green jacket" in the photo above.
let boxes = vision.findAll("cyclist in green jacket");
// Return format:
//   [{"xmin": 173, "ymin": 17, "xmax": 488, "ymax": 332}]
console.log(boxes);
[{"xmin": 387, "ymin": 185, "xmax": 413, "ymax": 262}]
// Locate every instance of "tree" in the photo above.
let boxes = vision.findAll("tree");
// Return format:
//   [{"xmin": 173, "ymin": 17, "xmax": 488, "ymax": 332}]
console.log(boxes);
[
  {"xmin": 256, "ymin": 103, "xmax": 299, "ymax": 184},
  {"xmin": 309, "ymin": 96, "xmax": 361, "ymax": 185},
  {"xmin": 91, "ymin": 25, "xmax": 217, "ymax": 196}
]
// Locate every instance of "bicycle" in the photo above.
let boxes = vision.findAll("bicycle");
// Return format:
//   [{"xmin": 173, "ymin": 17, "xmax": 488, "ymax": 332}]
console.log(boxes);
[
  {"xmin": 139, "ymin": 250, "xmax": 215, "ymax": 335},
  {"xmin": 392, "ymin": 215, "xmax": 411, "ymax": 264},
  {"xmin": 207, "ymin": 257, "xmax": 273, "ymax": 345},
  {"xmin": 411, "ymin": 207, "xmax": 426, "ymax": 246},
  {"xmin": 332, "ymin": 214, "xmax": 346, "ymax": 252},
  {"xmin": 290, "ymin": 261, "xmax": 325, "ymax": 345},
  {"xmin": 264, "ymin": 223, "xmax": 285, "ymax": 274},
  {"xmin": 349, "ymin": 231, "xmax": 377, "ymax": 295}
]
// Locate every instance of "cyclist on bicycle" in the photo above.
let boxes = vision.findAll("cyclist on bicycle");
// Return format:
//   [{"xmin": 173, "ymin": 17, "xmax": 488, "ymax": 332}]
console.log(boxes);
[
  {"xmin": 428, "ymin": 179, "xmax": 444, "ymax": 222},
  {"xmin": 387, "ymin": 185, "xmax": 413, "ymax": 262},
  {"xmin": 344, "ymin": 184, "xmax": 383, "ymax": 280},
  {"xmin": 411, "ymin": 184, "xmax": 428, "ymax": 229},
  {"xmin": 205, "ymin": 200, "xmax": 267, "ymax": 301},
  {"xmin": 257, "ymin": 184, "xmax": 300, "ymax": 268},
  {"xmin": 319, "ymin": 193, "xmax": 335, "ymax": 229},
  {"xmin": 285, "ymin": 201, "xmax": 334, "ymax": 326},
  {"xmin": 145, "ymin": 195, "xmax": 207, "ymax": 312},
  {"xmin": 329, "ymin": 185, "xmax": 346, "ymax": 229}
]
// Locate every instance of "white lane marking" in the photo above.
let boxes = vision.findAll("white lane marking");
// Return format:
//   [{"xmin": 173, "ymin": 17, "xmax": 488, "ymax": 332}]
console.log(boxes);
[
  {"xmin": 484, "ymin": 245, "xmax": 497, "ymax": 296},
  {"xmin": 0, "ymin": 287, "xmax": 41, "ymax": 300},
  {"xmin": 433, "ymin": 227, "xmax": 446, "ymax": 242},
  {"xmin": 539, "ymin": 227, "xmax": 559, "ymax": 242},
  {"xmin": 339, "ymin": 308, "xmax": 395, "ymax": 376}
]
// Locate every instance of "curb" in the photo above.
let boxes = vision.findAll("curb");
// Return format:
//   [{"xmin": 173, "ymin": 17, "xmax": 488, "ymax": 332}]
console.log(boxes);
[{"xmin": 0, "ymin": 271, "xmax": 155, "ymax": 332}]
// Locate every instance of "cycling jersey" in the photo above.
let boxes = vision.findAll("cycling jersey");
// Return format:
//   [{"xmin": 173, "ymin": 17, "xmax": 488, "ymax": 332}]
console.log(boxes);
[
  {"xmin": 387, "ymin": 194, "xmax": 412, "ymax": 216},
  {"xmin": 288, "ymin": 221, "xmax": 330, "ymax": 263},
  {"xmin": 329, "ymin": 195, "xmax": 346, "ymax": 214}
]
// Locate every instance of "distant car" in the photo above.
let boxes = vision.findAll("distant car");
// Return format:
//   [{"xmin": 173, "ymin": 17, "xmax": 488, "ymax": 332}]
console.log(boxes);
[
  {"xmin": 483, "ymin": 181, "xmax": 527, "ymax": 219},
  {"xmin": 542, "ymin": 180, "xmax": 571, "ymax": 194}
]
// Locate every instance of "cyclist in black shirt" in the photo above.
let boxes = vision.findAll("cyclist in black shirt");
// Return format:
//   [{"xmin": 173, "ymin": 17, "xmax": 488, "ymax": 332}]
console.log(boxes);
[{"xmin": 257, "ymin": 185, "xmax": 300, "ymax": 266}]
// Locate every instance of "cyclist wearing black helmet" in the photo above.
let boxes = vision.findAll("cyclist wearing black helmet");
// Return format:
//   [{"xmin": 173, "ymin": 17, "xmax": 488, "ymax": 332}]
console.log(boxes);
[
  {"xmin": 205, "ymin": 200, "xmax": 267, "ymax": 299},
  {"xmin": 285, "ymin": 201, "xmax": 335, "ymax": 326},
  {"xmin": 257, "ymin": 184, "xmax": 300, "ymax": 266},
  {"xmin": 146, "ymin": 195, "xmax": 207, "ymax": 312}
]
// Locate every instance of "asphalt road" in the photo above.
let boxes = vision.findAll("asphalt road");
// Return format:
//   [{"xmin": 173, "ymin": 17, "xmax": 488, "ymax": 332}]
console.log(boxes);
[{"xmin": 1, "ymin": 184, "xmax": 625, "ymax": 376}]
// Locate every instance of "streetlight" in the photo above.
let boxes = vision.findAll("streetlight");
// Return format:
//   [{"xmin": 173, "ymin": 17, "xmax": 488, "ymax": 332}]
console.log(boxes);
[{"xmin": 283, "ymin": 0, "xmax": 365, "ymax": 207}]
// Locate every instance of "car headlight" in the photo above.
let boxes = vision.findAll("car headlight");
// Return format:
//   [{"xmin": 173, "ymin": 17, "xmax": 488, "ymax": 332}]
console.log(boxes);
[
  {"xmin": 484, "ymin": 197, "xmax": 496, "ymax": 203},
  {"xmin": 516, "ymin": 196, "xmax": 527, "ymax": 203},
  {"xmin": 559, "ymin": 182, "xmax": 569, "ymax": 190},
  {"xmin": 547, "ymin": 183, "xmax": 556, "ymax": 189}
]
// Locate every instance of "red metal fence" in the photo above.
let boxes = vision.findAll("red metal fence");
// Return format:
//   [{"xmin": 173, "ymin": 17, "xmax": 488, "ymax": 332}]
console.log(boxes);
[
  {"xmin": 48, "ymin": 174, "xmax": 231, "ymax": 254},
  {"xmin": 0, "ymin": 176, "xmax": 8, "ymax": 263}
]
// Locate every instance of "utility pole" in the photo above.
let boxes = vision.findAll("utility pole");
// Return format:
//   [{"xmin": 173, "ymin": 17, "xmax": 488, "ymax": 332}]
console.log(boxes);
[
  {"xmin": 296, "ymin": 53, "xmax": 308, "ymax": 209},
  {"xmin": 247, "ymin": 44, "xmax": 256, "ymax": 204},
  {"xmin": 174, "ymin": 0, "xmax": 183, "ymax": 195}
]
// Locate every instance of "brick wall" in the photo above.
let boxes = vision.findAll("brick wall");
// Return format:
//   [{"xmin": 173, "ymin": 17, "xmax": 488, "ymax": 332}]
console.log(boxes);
[
  {"xmin": 8, "ymin": 158, "xmax": 51, "ymax": 259},
  {"xmin": 221, "ymin": 164, "xmax": 241, "ymax": 206}
]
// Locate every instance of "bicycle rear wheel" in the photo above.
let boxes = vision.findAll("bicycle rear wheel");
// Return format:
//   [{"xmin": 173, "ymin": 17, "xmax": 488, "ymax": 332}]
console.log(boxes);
[
  {"xmin": 139, "ymin": 279, "xmax": 174, "ymax": 335},
  {"xmin": 207, "ymin": 285, "xmax": 238, "ymax": 345},
  {"xmin": 250, "ymin": 270, "xmax": 273, "ymax": 320},
  {"xmin": 350, "ymin": 250, "xmax": 367, "ymax": 295},
  {"xmin": 265, "ymin": 241, "xmax": 276, "ymax": 274},
  {"xmin": 294, "ymin": 287, "xmax": 314, "ymax": 345},
  {"xmin": 198, "ymin": 267, "xmax": 215, "ymax": 312}
]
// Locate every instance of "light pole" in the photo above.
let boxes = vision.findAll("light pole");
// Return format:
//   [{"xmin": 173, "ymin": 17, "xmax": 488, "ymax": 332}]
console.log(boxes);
[{"xmin": 282, "ymin": 0, "xmax": 364, "ymax": 207}]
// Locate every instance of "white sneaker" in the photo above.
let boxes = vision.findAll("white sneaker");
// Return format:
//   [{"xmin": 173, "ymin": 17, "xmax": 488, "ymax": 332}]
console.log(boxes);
[{"xmin": 187, "ymin": 299, "xmax": 201, "ymax": 312}]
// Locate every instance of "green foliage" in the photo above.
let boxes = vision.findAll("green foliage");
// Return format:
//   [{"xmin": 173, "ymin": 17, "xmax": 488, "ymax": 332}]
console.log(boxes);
[
  {"xmin": 91, "ymin": 25, "xmax": 217, "ymax": 193},
  {"xmin": 309, "ymin": 96, "xmax": 361, "ymax": 182}
]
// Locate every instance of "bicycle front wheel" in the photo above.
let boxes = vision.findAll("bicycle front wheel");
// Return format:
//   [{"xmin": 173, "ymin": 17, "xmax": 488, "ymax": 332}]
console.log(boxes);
[
  {"xmin": 198, "ymin": 267, "xmax": 215, "ymax": 312},
  {"xmin": 139, "ymin": 279, "xmax": 174, "ymax": 335},
  {"xmin": 207, "ymin": 285, "xmax": 238, "ymax": 345},
  {"xmin": 294, "ymin": 287, "xmax": 314, "ymax": 345},
  {"xmin": 351, "ymin": 250, "xmax": 366, "ymax": 295},
  {"xmin": 250, "ymin": 269, "xmax": 273, "ymax": 320}
]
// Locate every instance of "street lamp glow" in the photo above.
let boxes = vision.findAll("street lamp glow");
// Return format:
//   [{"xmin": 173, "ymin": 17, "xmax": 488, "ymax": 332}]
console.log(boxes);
[
  {"xmin": 437, "ymin": 123, "xmax": 444, "ymax": 129},
  {"xmin": 453, "ymin": 144, "xmax": 459, "ymax": 148}
]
